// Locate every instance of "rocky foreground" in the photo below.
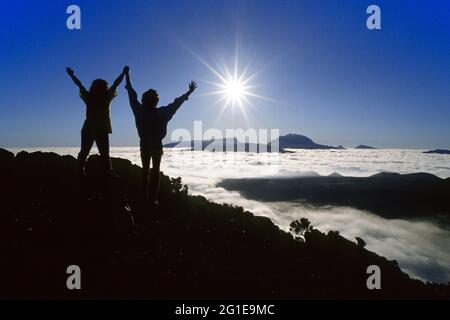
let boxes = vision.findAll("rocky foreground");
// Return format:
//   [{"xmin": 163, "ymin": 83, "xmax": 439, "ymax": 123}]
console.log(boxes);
[{"xmin": 0, "ymin": 149, "xmax": 448, "ymax": 299}]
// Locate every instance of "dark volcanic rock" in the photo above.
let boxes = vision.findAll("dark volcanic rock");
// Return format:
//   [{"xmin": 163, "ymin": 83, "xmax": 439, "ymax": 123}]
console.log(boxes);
[
  {"xmin": 0, "ymin": 148, "xmax": 14, "ymax": 163},
  {"xmin": 0, "ymin": 148, "xmax": 14, "ymax": 177},
  {"xmin": 0, "ymin": 150, "xmax": 449, "ymax": 299}
]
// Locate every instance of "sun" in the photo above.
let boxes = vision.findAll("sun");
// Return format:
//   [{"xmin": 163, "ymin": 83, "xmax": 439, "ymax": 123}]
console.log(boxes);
[
  {"xmin": 187, "ymin": 48, "xmax": 272, "ymax": 120},
  {"xmin": 203, "ymin": 61, "xmax": 257, "ymax": 116},
  {"xmin": 201, "ymin": 59, "xmax": 272, "ymax": 121},
  {"xmin": 224, "ymin": 78, "xmax": 245, "ymax": 101},
  {"xmin": 216, "ymin": 74, "xmax": 253, "ymax": 110}
]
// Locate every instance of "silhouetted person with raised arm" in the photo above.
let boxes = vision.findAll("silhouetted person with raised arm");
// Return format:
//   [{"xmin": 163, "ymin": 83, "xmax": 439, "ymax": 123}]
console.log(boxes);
[
  {"xmin": 124, "ymin": 67, "xmax": 197, "ymax": 204},
  {"xmin": 66, "ymin": 67, "xmax": 126, "ymax": 175}
]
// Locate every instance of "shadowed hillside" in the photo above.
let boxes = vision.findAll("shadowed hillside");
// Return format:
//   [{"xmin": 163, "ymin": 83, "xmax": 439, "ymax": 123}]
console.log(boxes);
[
  {"xmin": 218, "ymin": 173, "xmax": 450, "ymax": 222},
  {"xmin": 0, "ymin": 149, "xmax": 449, "ymax": 299}
]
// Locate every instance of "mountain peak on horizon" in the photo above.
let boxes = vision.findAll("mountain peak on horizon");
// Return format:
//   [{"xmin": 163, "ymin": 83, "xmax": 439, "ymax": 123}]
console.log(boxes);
[
  {"xmin": 355, "ymin": 145, "xmax": 376, "ymax": 149},
  {"xmin": 277, "ymin": 133, "xmax": 336, "ymax": 150}
]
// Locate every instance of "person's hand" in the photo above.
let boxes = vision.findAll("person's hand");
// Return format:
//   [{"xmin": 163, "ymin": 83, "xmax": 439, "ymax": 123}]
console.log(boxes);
[
  {"xmin": 123, "ymin": 66, "xmax": 130, "ymax": 75},
  {"xmin": 66, "ymin": 67, "xmax": 74, "ymax": 76},
  {"xmin": 188, "ymin": 81, "xmax": 197, "ymax": 93}
]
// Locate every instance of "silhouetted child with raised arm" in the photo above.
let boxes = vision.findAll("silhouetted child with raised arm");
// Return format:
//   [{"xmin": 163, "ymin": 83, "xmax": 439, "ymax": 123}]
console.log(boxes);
[
  {"xmin": 66, "ymin": 67, "xmax": 126, "ymax": 176},
  {"xmin": 124, "ymin": 67, "xmax": 197, "ymax": 204}
]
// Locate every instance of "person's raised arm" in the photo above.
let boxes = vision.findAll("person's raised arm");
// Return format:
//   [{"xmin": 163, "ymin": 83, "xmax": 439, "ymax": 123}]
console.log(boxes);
[
  {"xmin": 124, "ymin": 67, "xmax": 140, "ymax": 115},
  {"xmin": 183, "ymin": 81, "xmax": 197, "ymax": 100},
  {"xmin": 109, "ymin": 67, "xmax": 127, "ymax": 94},
  {"xmin": 66, "ymin": 67, "xmax": 86, "ymax": 92},
  {"xmin": 167, "ymin": 81, "xmax": 197, "ymax": 115}
]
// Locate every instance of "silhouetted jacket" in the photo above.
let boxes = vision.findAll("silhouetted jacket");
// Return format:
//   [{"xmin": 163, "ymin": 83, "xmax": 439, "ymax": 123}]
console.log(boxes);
[
  {"xmin": 80, "ymin": 88, "xmax": 117, "ymax": 134},
  {"xmin": 125, "ymin": 83, "xmax": 189, "ymax": 146}
]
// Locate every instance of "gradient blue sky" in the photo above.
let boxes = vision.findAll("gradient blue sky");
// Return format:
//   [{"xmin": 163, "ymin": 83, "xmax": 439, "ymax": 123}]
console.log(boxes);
[{"xmin": 0, "ymin": 0, "xmax": 449, "ymax": 148}]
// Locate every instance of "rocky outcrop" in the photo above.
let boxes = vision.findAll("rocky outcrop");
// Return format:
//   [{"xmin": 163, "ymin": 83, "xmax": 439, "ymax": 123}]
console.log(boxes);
[{"xmin": 0, "ymin": 149, "xmax": 448, "ymax": 299}]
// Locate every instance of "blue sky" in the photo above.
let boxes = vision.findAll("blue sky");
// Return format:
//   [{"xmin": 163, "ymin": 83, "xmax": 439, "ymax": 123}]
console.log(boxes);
[{"xmin": 0, "ymin": 0, "xmax": 449, "ymax": 148}]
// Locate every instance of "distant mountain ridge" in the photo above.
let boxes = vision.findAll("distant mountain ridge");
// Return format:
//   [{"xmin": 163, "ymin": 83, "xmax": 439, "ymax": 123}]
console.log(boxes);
[
  {"xmin": 218, "ymin": 171, "xmax": 450, "ymax": 221},
  {"xmin": 355, "ymin": 145, "xmax": 376, "ymax": 149},
  {"xmin": 278, "ymin": 134, "xmax": 338, "ymax": 150},
  {"xmin": 424, "ymin": 149, "xmax": 450, "ymax": 155},
  {"xmin": 164, "ymin": 133, "xmax": 342, "ymax": 152}
]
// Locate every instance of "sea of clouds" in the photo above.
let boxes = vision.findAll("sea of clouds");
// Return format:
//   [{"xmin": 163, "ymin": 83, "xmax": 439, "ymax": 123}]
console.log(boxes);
[{"xmin": 10, "ymin": 147, "xmax": 450, "ymax": 283}]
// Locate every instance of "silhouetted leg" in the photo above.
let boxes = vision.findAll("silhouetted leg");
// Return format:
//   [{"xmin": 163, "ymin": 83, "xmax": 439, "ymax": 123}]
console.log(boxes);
[
  {"xmin": 77, "ymin": 122, "xmax": 95, "ymax": 175},
  {"xmin": 149, "ymin": 152, "xmax": 162, "ymax": 205},
  {"xmin": 95, "ymin": 134, "xmax": 112, "ymax": 176},
  {"xmin": 140, "ymin": 143, "xmax": 151, "ymax": 198}
]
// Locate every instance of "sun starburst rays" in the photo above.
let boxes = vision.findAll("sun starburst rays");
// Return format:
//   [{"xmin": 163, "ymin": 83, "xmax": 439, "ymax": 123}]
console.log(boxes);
[
  {"xmin": 202, "ymin": 59, "xmax": 269, "ymax": 122},
  {"xmin": 184, "ymin": 43, "xmax": 277, "ymax": 122}
]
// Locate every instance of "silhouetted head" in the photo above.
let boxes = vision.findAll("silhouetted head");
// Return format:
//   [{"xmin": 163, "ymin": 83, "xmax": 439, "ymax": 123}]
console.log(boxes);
[
  {"xmin": 89, "ymin": 79, "xmax": 109, "ymax": 95},
  {"xmin": 142, "ymin": 89, "xmax": 159, "ymax": 108}
]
